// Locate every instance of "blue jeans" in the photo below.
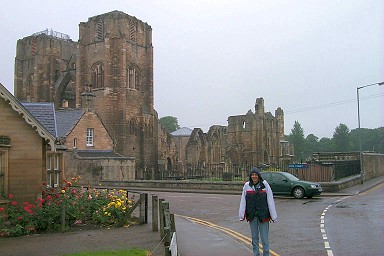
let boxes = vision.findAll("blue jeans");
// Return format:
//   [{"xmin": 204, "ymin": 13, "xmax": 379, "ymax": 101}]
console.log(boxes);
[{"xmin": 249, "ymin": 219, "xmax": 270, "ymax": 256}]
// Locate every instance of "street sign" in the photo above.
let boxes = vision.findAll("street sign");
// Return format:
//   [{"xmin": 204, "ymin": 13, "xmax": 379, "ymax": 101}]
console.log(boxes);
[{"xmin": 288, "ymin": 163, "xmax": 308, "ymax": 168}]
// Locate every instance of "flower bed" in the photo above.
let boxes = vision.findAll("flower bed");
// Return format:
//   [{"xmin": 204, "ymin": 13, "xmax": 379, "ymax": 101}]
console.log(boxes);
[{"xmin": 0, "ymin": 177, "xmax": 136, "ymax": 237}]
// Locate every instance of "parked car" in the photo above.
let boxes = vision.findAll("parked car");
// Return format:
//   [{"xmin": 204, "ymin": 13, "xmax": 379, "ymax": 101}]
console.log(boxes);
[{"xmin": 260, "ymin": 171, "xmax": 322, "ymax": 199}]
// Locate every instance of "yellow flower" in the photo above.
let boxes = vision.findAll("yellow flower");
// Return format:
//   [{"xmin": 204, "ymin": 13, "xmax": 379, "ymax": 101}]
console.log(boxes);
[{"xmin": 61, "ymin": 190, "xmax": 65, "ymax": 194}]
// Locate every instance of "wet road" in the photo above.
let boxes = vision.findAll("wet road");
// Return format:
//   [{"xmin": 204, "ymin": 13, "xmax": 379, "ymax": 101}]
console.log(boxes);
[{"xmin": 152, "ymin": 186, "xmax": 383, "ymax": 256}]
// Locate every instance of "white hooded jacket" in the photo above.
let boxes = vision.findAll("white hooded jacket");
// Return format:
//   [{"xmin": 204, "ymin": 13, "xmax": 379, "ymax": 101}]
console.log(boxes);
[{"xmin": 239, "ymin": 180, "xmax": 277, "ymax": 221}]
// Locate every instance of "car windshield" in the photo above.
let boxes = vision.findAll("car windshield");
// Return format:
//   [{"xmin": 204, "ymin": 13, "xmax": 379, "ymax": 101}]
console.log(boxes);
[{"xmin": 283, "ymin": 172, "xmax": 299, "ymax": 181}]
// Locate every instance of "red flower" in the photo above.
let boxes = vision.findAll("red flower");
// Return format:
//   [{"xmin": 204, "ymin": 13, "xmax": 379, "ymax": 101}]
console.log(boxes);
[
  {"xmin": 17, "ymin": 216, "xmax": 22, "ymax": 221},
  {"xmin": 12, "ymin": 201, "xmax": 17, "ymax": 206},
  {"xmin": 0, "ymin": 207, "xmax": 4, "ymax": 212},
  {"xmin": 9, "ymin": 194, "xmax": 13, "ymax": 199}
]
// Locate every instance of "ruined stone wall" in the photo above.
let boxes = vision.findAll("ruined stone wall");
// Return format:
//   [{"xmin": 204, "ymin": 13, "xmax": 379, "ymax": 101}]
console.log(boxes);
[{"xmin": 185, "ymin": 98, "xmax": 284, "ymax": 167}]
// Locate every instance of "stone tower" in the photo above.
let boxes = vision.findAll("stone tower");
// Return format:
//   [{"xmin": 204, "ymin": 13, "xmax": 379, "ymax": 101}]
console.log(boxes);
[
  {"xmin": 13, "ymin": 11, "xmax": 164, "ymax": 171},
  {"xmin": 76, "ymin": 11, "xmax": 157, "ymax": 168},
  {"xmin": 14, "ymin": 29, "xmax": 77, "ymax": 107}
]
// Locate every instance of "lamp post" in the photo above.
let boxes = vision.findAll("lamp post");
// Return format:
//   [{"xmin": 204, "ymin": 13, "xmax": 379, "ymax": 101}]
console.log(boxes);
[{"xmin": 357, "ymin": 81, "xmax": 384, "ymax": 184}]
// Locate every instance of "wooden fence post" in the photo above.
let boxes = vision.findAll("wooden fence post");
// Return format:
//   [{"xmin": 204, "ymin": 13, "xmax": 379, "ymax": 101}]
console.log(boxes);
[
  {"xmin": 170, "ymin": 213, "xmax": 176, "ymax": 233},
  {"xmin": 152, "ymin": 195, "xmax": 159, "ymax": 231},
  {"xmin": 159, "ymin": 198, "xmax": 165, "ymax": 239},
  {"xmin": 139, "ymin": 193, "xmax": 147, "ymax": 224}
]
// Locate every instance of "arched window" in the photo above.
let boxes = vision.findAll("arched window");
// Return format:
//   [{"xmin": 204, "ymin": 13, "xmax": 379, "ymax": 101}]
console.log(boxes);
[
  {"xmin": 127, "ymin": 66, "xmax": 140, "ymax": 90},
  {"xmin": 129, "ymin": 119, "xmax": 136, "ymax": 135},
  {"xmin": 91, "ymin": 62, "xmax": 104, "ymax": 88}
]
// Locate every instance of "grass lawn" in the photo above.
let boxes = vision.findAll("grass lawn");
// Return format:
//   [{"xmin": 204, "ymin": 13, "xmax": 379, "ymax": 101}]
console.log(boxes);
[{"xmin": 64, "ymin": 248, "xmax": 149, "ymax": 256}]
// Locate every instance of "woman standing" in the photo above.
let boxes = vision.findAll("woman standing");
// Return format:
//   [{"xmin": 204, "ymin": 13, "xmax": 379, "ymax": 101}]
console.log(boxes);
[{"xmin": 239, "ymin": 167, "xmax": 277, "ymax": 256}]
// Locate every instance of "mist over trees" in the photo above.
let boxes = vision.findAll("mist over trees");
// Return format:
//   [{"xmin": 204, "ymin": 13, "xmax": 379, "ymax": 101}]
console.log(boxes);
[{"xmin": 286, "ymin": 121, "xmax": 384, "ymax": 162}]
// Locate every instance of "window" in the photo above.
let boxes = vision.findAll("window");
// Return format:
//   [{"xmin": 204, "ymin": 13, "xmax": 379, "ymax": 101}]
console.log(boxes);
[
  {"xmin": 73, "ymin": 138, "xmax": 77, "ymax": 148},
  {"xmin": 96, "ymin": 19, "xmax": 104, "ymax": 41},
  {"xmin": 86, "ymin": 128, "xmax": 94, "ymax": 146},
  {"xmin": 91, "ymin": 62, "xmax": 104, "ymax": 88},
  {"xmin": 0, "ymin": 151, "xmax": 5, "ymax": 196},
  {"xmin": 46, "ymin": 154, "xmax": 61, "ymax": 188},
  {"xmin": 127, "ymin": 67, "xmax": 140, "ymax": 90},
  {"xmin": 0, "ymin": 136, "xmax": 10, "ymax": 198},
  {"xmin": 129, "ymin": 19, "xmax": 136, "ymax": 42}
]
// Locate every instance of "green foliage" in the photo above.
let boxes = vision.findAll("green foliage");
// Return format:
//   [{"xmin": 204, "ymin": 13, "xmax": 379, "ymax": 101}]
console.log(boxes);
[
  {"xmin": 0, "ymin": 178, "xmax": 136, "ymax": 237},
  {"xmin": 287, "ymin": 121, "xmax": 306, "ymax": 162},
  {"xmin": 287, "ymin": 122, "xmax": 383, "ymax": 159},
  {"xmin": 333, "ymin": 123, "xmax": 352, "ymax": 152},
  {"xmin": 159, "ymin": 116, "xmax": 180, "ymax": 133}
]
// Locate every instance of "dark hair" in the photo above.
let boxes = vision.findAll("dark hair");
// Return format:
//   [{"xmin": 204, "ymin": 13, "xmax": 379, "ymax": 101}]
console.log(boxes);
[{"xmin": 249, "ymin": 167, "xmax": 263, "ymax": 186}]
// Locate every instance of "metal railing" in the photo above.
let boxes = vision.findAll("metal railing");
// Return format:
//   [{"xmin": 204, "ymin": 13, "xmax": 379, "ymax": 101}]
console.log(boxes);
[{"xmin": 137, "ymin": 161, "xmax": 361, "ymax": 182}]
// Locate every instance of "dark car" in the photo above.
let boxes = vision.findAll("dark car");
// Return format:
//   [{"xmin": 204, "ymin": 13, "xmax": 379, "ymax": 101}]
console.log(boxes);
[{"xmin": 260, "ymin": 171, "xmax": 322, "ymax": 199}]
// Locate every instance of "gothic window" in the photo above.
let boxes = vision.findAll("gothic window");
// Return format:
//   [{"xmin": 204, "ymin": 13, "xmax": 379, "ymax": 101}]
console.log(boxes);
[
  {"xmin": 96, "ymin": 19, "xmax": 104, "ymax": 42},
  {"xmin": 129, "ymin": 119, "xmax": 136, "ymax": 135},
  {"xmin": 127, "ymin": 67, "xmax": 140, "ymax": 90},
  {"xmin": 91, "ymin": 62, "xmax": 104, "ymax": 88}
]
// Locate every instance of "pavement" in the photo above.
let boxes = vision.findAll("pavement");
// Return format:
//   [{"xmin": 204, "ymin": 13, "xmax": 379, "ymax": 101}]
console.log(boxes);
[{"xmin": 0, "ymin": 176, "xmax": 383, "ymax": 256}]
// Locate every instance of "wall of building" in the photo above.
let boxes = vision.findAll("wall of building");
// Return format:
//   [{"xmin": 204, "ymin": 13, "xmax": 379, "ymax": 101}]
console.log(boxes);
[
  {"xmin": 0, "ymin": 98, "xmax": 46, "ymax": 203},
  {"xmin": 66, "ymin": 112, "xmax": 113, "ymax": 150}
]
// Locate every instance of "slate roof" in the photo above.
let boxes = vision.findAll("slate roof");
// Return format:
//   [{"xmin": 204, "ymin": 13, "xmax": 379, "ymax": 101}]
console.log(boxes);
[
  {"xmin": 21, "ymin": 102, "xmax": 57, "ymax": 137},
  {"xmin": 75, "ymin": 150, "xmax": 132, "ymax": 159},
  {"xmin": 55, "ymin": 109, "xmax": 84, "ymax": 137},
  {"xmin": 171, "ymin": 127, "xmax": 193, "ymax": 136}
]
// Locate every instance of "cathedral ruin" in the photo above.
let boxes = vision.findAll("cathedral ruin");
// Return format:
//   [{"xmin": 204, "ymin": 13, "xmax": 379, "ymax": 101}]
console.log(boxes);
[{"xmin": 13, "ymin": 10, "xmax": 291, "ymax": 180}]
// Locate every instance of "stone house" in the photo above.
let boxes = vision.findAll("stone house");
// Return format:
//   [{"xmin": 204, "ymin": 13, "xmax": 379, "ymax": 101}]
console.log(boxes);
[{"xmin": 0, "ymin": 83, "xmax": 58, "ymax": 203}]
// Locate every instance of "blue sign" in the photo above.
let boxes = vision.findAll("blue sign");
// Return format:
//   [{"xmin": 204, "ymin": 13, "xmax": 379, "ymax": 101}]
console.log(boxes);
[{"xmin": 288, "ymin": 163, "xmax": 308, "ymax": 168}]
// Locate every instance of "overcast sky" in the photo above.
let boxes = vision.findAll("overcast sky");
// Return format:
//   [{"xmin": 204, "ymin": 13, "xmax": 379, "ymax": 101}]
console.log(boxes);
[{"xmin": 1, "ymin": 0, "xmax": 383, "ymax": 138}]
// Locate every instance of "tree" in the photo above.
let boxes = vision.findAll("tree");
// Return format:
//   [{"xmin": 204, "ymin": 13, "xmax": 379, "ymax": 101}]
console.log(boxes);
[
  {"xmin": 287, "ymin": 121, "xmax": 306, "ymax": 162},
  {"xmin": 333, "ymin": 123, "xmax": 351, "ymax": 152},
  {"xmin": 318, "ymin": 137, "xmax": 334, "ymax": 152},
  {"xmin": 305, "ymin": 134, "xmax": 319, "ymax": 156},
  {"xmin": 159, "ymin": 116, "xmax": 180, "ymax": 133}
]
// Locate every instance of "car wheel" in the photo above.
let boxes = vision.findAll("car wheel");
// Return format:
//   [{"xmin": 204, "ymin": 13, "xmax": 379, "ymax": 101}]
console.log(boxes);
[{"xmin": 293, "ymin": 187, "xmax": 305, "ymax": 199}]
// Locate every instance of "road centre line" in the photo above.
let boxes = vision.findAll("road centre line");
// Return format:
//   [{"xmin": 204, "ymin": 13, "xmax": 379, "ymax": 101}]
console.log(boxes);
[
  {"xmin": 321, "ymin": 196, "xmax": 351, "ymax": 256},
  {"xmin": 177, "ymin": 214, "xmax": 281, "ymax": 256}
]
